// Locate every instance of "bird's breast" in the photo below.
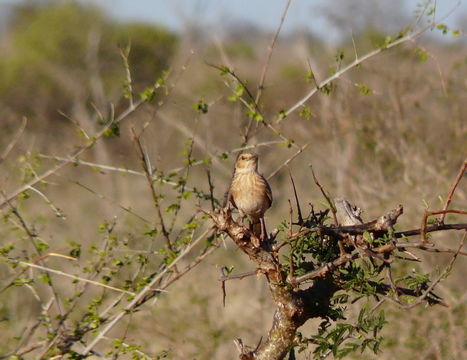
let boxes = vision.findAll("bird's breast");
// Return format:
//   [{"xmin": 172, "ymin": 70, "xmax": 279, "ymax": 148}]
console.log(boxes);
[{"xmin": 231, "ymin": 171, "xmax": 270, "ymax": 218}]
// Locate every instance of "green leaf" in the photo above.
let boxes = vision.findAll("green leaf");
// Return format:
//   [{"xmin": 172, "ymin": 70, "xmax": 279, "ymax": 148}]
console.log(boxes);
[
  {"xmin": 36, "ymin": 240, "xmax": 50, "ymax": 252},
  {"xmin": 299, "ymin": 106, "xmax": 312, "ymax": 120},
  {"xmin": 320, "ymin": 84, "xmax": 332, "ymax": 95},
  {"xmin": 280, "ymin": 138, "xmax": 295, "ymax": 148},
  {"xmin": 103, "ymin": 123, "xmax": 120, "ymax": 138},
  {"xmin": 193, "ymin": 100, "xmax": 208, "ymax": 114},
  {"xmin": 218, "ymin": 65, "xmax": 230, "ymax": 75},
  {"xmin": 436, "ymin": 24, "xmax": 448, "ymax": 35},
  {"xmin": 415, "ymin": 48, "xmax": 428, "ymax": 62},
  {"xmin": 139, "ymin": 86, "xmax": 156, "ymax": 101},
  {"xmin": 247, "ymin": 109, "xmax": 264, "ymax": 122},
  {"xmin": 305, "ymin": 70, "xmax": 315, "ymax": 83},
  {"xmin": 335, "ymin": 50, "xmax": 344, "ymax": 62},
  {"xmin": 355, "ymin": 83, "xmax": 373, "ymax": 95}
]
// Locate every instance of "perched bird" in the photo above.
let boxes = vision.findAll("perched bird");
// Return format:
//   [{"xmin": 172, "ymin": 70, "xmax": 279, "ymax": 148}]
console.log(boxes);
[{"xmin": 229, "ymin": 153, "xmax": 272, "ymax": 241}]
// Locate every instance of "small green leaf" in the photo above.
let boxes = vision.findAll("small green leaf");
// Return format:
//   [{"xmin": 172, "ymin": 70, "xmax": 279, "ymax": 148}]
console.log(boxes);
[
  {"xmin": 140, "ymin": 86, "xmax": 156, "ymax": 101},
  {"xmin": 437, "ymin": 24, "xmax": 448, "ymax": 35},
  {"xmin": 305, "ymin": 70, "xmax": 315, "ymax": 83},
  {"xmin": 299, "ymin": 106, "xmax": 312, "ymax": 120},
  {"xmin": 415, "ymin": 48, "xmax": 428, "ymax": 62},
  {"xmin": 355, "ymin": 83, "xmax": 373, "ymax": 95},
  {"xmin": 193, "ymin": 100, "xmax": 208, "ymax": 114}
]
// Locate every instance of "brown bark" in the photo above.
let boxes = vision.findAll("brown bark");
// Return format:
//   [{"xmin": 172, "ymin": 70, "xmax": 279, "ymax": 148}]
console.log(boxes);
[{"xmin": 210, "ymin": 209, "xmax": 338, "ymax": 360}]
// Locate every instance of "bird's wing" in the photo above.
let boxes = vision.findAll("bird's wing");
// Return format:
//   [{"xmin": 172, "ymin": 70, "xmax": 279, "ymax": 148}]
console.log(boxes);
[
  {"xmin": 229, "ymin": 181, "xmax": 238, "ymax": 209},
  {"xmin": 262, "ymin": 175, "xmax": 273, "ymax": 208}
]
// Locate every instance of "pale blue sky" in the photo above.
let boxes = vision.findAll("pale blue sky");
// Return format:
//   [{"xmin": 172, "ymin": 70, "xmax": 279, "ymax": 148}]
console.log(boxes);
[
  {"xmin": 91, "ymin": 0, "xmax": 465, "ymax": 36},
  {"xmin": 0, "ymin": 0, "xmax": 465, "ymax": 41}
]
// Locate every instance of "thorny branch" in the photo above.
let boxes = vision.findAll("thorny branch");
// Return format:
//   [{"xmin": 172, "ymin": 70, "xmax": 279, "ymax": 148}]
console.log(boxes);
[
  {"xmin": 0, "ymin": 97, "xmax": 146, "ymax": 210},
  {"xmin": 440, "ymin": 159, "xmax": 466, "ymax": 223},
  {"xmin": 132, "ymin": 128, "xmax": 174, "ymax": 253},
  {"xmin": 278, "ymin": 6, "xmax": 461, "ymax": 122},
  {"xmin": 208, "ymin": 187, "xmax": 466, "ymax": 360}
]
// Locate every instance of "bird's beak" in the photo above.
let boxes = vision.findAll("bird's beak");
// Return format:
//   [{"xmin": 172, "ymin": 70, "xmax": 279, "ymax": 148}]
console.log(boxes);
[{"xmin": 251, "ymin": 154, "xmax": 259, "ymax": 160}]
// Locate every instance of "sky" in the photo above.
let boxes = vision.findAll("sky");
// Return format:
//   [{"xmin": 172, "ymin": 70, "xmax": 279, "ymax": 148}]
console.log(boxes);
[
  {"xmin": 0, "ymin": 0, "xmax": 465, "ymax": 42},
  {"xmin": 88, "ymin": 0, "xmax": 464, "ymax": 36}
]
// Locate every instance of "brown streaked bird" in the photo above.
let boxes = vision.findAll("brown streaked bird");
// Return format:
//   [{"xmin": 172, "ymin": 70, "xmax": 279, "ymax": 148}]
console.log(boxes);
[{"xmin": 229, "ymin": 153, "xmax": 272, "ymax": 242}]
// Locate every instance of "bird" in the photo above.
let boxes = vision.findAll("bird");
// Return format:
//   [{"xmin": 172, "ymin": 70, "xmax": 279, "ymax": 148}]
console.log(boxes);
[{"xmin": 229, "ymin": 153, "xmax": 272, "ymax": 242}]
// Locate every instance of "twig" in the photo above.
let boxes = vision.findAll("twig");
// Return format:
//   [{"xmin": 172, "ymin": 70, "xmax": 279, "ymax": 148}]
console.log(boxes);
[
  {"xmin": 440, "ymin": 159, "xmax": 466, "ymax": 223},
  {"xmin": 236, "ymin": 94, "xmax": 300, "ymax": 150},
  {"xmin": 18, "ymin": 261, "xmax": 135, "ymax": 295},
  {"xmin": 206, "ymin": 168, "xmax": 216, "ymax": 211},
  {"xmin": 119, "ymin": 44, "xmax": 134, "ymax": 108},
  {"xmin": 255, "ymin": 0, "xmax": 293, "ymax": 104},
  {"xmin": 267, "ymin": 143, "xmax": 310, "ymax": 180},
  {"xmin": 168, "ymin": 114, "xmax": 200, "ymax": 233},
  {"xmin": 140, "ymin": 49, "xmax": 194, "ymax": 134},
  {"xmin": 101, "ymin": 336, "xmax": 151, "ymax": 359},
  {"xmin": 1, "ymin": 193, "xmax": 66, "ymax": 318},
  {"xmin": 421, "ymin": 209, "xmax": 467, "ymax": 243},
  {"xmin": 219, "ymin": 270, "xmax": 257, "ymax": 283},
  {"xmin": 386, "ymin": 266, "xmax": 400, "ymax": 303},
  {"xmin": 13, "ymin": 341, "xmax": 47, "ymax": 357},
  {"xmin": 403, "ymin": 234, "xmax": 465, "ymax": 309},
  {"xmin": 26, "ymin": 185, "xmax": 66, "ymax": 219},
  {"xmin": 394, "ymin": 243, "xmax": 467, "ymax": 256},
  {"xmin": 38, "ymin": 154, "xmax": 144, "ymax": 176},
  {"xmin": 290, "ymin": 221, "xmax": 466, "ymax": 240},
  {"xmin": 162, "ymin": 238, "xmax": 220, "ymax": 291},
  {"xmin": 309, "ymin": 165, "xmax": 338, "ymax": 225},
  {"xmin": 168, "ymin": 141, "xmax": 281, "ymax": 174},
  {"xmin": 288, "ymin": 199, "xmax": 294, "ymax": 238},
  {"xmin": 278, "ymin": 17, "xmax": 455, "ymax": 123},
  {"xmin": 288, "ymin": 170, "xmax": 303, "ymax": 225},
  {"xmin": 206, "ymin": 62, "xmax": 258, "ymax": 112},
  {"xmin": 132, "ymin": 128, "xmax": 173, "ymax": 253},
  {"xmin": 0, "ymin": 98, "xmax": 146, "ymax": 209},
  {"xmin": 395, "ymin": 222, "xmax": 467, "ymax": 238},
  {"xmin": 70, "ymin": 179, "xmax": 151, "ymax": 224},
  {"xmin": 39, "ymin": 154, "xmax": 213, "ymax": 199},
  {"xmin": 81, "ymin": 227, "xmax": 214, "ymax": 355},
  {"xmin": 211, "ymin": 61, "xmax": 301, "ymax": 151},
  {"xmin": 0, "ymin": 116, "xmax": 27, "ymax": 163}
]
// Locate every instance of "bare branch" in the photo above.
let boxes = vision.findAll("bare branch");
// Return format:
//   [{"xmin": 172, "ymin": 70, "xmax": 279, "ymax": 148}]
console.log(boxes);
[
  {"xmin": 255, "ymin": 0, "xmax": 293, "ymax": 104},
  {"xmin": 277, "ymin": 15, "xmax": 457, "ymax": 123},
  {"xmin": 0, "ymin": 98, "xmax": 146, "ymax": 209},
  {"xmin": 440, "ymin": 159, "xmax": 466, "ymax": 223},
  {"xmin": 310, "ymin": 165, "xmax": 338, "ymax": 225},
  {"xmin": 267, "ymin": 143, "xmax": 310, "ymax": 180},
  {"xmin": 18, "ymin": 261, "xmax": 136, "ymax": 295},
  {"xmin": 81, "ymin": 227, "xmax": 214, "ymax": 355},
  {"xmin": 0, "ymin": 116, "xmax": 27, "ymax": 163}
]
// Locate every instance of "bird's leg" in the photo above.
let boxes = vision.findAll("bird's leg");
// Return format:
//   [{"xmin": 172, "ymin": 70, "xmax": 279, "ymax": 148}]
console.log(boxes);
[
  {"xmin": 248, "ymin": 219, "xmax": 254, "ymax": 231},
  {"xmin": 259, "ymin": 217, "xmax": 267, "ymax": 242}
]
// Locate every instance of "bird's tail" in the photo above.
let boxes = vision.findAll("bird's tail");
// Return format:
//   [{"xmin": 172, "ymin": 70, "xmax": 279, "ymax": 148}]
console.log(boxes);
[
  {"xmin": 250, "ymin": 219, "xmax": 261, "ymax": 237},
  {"xmin": 250, "ymin": 217, "xmax": 268, "ymax": 241}
]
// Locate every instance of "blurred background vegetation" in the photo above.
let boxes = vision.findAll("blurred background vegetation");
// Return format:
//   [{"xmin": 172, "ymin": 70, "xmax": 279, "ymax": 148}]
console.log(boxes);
[{"xmin": 0, "ymin": 0, "xmax": 465, "ymax": 359}]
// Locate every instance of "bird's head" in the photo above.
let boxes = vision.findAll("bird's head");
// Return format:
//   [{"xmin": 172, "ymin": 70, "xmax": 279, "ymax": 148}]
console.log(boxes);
[{"xmin": 235, "ymin": 153, "xmax": 259, "ymax": 172}]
